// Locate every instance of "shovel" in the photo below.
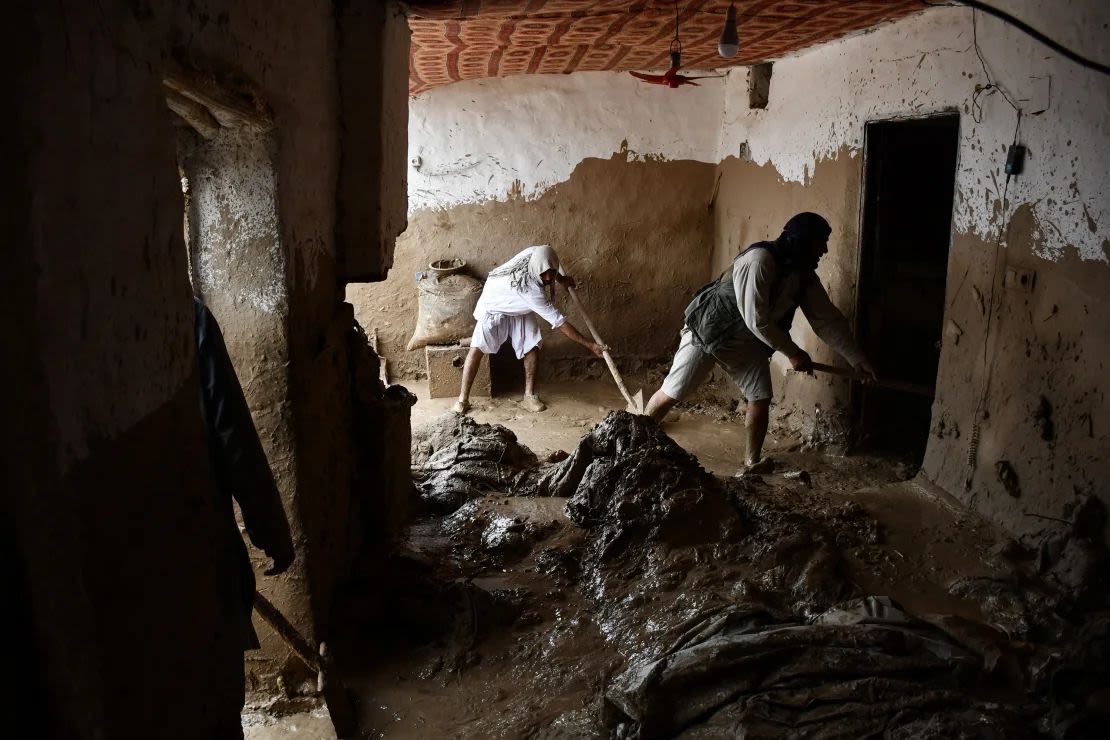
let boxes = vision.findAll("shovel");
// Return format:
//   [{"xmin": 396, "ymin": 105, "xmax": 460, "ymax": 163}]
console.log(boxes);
[
  {"xmin": 565, "ymin": 285, "xmax": 645, "ymax": 414},
  {"xmin": 805, "ymin": 362, "xmax": 935, "ymax": 398}
]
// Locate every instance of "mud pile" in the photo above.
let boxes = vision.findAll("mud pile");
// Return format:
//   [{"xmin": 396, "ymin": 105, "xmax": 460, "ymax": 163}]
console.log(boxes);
[
  {"xmin": 411, "ymin": 412, "xmax": 540, "ymax": 513},
  {"xmin": 402, "ymin": 411, "xmax": 1110, "ymax": 738},
  {"xmin": 1033, "ymin": 492, "xmax": 1110, "ymax": 608},
  {"xmin": 535, "ymin": 412, "xmax": 744, "ymax": 556}
]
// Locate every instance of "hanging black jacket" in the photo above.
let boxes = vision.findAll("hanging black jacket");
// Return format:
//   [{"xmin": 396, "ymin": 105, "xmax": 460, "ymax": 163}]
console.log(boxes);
[{"xmin": 194, "ymin": 298, "xmax": 294, "ymax": 650}]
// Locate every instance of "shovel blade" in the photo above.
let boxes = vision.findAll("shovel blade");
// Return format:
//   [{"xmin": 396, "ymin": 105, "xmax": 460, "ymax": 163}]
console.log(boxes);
[{"xmin": 626, "ymin": 388, "xmax": 645, "ymax": 415}]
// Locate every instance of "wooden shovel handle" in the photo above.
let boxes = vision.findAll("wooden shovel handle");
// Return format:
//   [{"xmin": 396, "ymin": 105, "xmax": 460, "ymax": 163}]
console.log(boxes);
[
  {"xmin": 565, "ymin": 285, "xmax": 604, "ymax": 344},
  {"xmin": 566, "ymin": 286, "xmax": 637, "ymax": 407},
  {"xmin": 809, "ymin": 362, "xmax": 934, "ymax": 398}
]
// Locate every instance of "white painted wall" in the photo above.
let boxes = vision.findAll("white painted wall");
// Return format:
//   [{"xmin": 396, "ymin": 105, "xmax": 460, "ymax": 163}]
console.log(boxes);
[
  {"xmin": 407, "ymin": 70, "xmax": 725, "ymax": 212},
  {"xmin": 717, "ymin": 1, "xmax": 1109, "ymax": 261}
]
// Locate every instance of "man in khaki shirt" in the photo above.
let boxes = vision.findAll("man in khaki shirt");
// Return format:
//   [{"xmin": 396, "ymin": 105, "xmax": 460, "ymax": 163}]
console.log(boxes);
[{"xmin": 645, "ymin": 212, "xmax": 876, "ymax": 473}]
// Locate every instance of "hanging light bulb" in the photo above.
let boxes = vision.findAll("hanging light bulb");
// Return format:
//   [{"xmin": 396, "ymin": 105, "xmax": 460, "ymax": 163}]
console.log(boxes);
[{"xmin": 718, "ymin": 2, "xmax": 740, "ymax": 59}]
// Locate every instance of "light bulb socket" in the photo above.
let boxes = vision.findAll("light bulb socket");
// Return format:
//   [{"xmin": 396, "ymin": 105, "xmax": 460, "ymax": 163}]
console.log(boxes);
[{"xmin": 718, "ymin": 2, "xmax": 739, "ymax": 59}]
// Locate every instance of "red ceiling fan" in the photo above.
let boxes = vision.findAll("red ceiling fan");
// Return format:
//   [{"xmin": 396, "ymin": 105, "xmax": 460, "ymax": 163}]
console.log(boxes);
[
  {"xmin": 629, "ymin": 2, "xmax": 724, "ymax": 88},
  {"xmin": 630, "ymin": 50, "xmax": 721, "ymax": 88}
]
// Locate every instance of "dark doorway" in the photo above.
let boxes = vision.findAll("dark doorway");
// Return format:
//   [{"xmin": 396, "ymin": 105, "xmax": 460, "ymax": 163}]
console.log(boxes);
[{"xmin": 855, "ymin": 114, "xmax": 959, "ymax": 461}]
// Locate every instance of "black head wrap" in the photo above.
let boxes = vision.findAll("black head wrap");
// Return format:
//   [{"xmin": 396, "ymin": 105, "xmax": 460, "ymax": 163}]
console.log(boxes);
[{"xmin": 774, "ymin": 212, "xmax": 831, "ymax": 268}]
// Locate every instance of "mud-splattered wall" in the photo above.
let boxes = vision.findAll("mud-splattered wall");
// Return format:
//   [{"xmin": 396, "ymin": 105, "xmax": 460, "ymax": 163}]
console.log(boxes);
[
  {"xmin": 167, "ymin": 0, "xmax": 349, "ymax": 703},
  {"xmin": 708, "ymin": 1, "xmax": 1109, "ymax": 540},
  {"xmin": 348, "ymin": 72, "xmax": 723, "ymax": 382},
  {"xmin": 178, "ymin": 125, "xmax": 310, "ymax": 694}
]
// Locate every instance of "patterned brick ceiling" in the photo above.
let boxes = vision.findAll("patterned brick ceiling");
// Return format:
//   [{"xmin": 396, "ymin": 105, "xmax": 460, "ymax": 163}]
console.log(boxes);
[{"xmin": 406, "ymin": 0, "xmax": 926, "ymax": 94}]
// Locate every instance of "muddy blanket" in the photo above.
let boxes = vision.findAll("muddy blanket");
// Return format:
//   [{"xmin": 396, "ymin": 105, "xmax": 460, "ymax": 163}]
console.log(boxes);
[
  {"xmin": 411, "ymin": 413, "xmax": 539, "ymax": 513},
  {"xmin": 606, "ymin": 596, "xmax": 1037, "ymax": 740},
  {"xmin": 534, "ymin": 412, "xmax": 743, "ymax": 554}
]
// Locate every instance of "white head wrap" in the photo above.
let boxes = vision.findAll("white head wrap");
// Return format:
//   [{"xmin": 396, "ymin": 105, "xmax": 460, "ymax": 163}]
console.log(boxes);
[
  {"xmin": 489, "ymin": 245, "xmax": 561, "ymax": 293},
  {"xmin": 528, "ymin": 245, "xmax": 560, "ymax": 282}
]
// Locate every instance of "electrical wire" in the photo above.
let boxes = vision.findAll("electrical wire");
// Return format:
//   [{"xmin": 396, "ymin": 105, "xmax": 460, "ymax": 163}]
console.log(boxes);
[
  {"xmin": 943, "ymin": 1, "xmax": 1025, "ymax": 485},
  {"xmin": 920, "ymin": 0, "xmax": 1109, "ymax": 76},
  {"xmin": 967, "ymin": 88, "xmax": 1023, "ymax": 484},
  {"xmin": 968, "ymin": 7, "xmax": 1020, "ymax": 123},
  {"xmin": 670, "ymin": 0, "xmax": 682, "ymax": 55}
]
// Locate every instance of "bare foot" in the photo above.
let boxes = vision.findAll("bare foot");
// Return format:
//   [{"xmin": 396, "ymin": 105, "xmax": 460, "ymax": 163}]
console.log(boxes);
[
  {"xmin": 521, "ymin": 394, "xmax": 546, "ymax": 413},
  {"xmin": 452, "ymin": 399, "xmax": 471, "ymax": 414}
]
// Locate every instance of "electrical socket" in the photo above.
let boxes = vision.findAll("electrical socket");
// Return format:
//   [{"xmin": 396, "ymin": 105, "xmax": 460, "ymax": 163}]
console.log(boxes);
[
  {"xmin": 1004, "ymin": 266, "xmax": 1036, "ymax": 292},
  {"xmin": 1005, "ymin": 144, "xmax": 1026, "ymax": 176}
]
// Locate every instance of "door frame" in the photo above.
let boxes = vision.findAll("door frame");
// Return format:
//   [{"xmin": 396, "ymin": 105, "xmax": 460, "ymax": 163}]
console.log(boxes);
[{"xmin": 850, "ymin": 110, "xmax": 963, "ymax": 446}]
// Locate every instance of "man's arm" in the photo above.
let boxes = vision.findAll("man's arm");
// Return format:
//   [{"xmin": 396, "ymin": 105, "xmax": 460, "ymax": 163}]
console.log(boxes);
[
  {"xmin": 734, "ymin": 253, "xmax": 803, "ymax": 358},
  {"xmin": 559, "ymin": 322, "xmax": 605, "ymax": 357},
  {"xmin": 796, "ymin": 276, "xmax": 875, "ymax": 376},
  {"xmin": 523, "ymin": 286, "xmax": 569, "ymax": 330}
]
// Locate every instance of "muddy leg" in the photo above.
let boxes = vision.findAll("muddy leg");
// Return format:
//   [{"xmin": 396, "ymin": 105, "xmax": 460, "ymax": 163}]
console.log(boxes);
[
  {"xmin": 745, "ymin": 398, "xmax": 770, "ymax": 465},
  {"xmin": 521, "ymin": 348, "xmax": 547, "ymax": 412},
  {"xmin": 523, "ymin": 347, "xmax": 540, "ymax": 397},
  {"xmin": 645, "ymin": 389, "xmax": 678, "ymax": 422},
  {"xmin": 455, "ymin": 347, "xmax": 485, "ymax": 412}
]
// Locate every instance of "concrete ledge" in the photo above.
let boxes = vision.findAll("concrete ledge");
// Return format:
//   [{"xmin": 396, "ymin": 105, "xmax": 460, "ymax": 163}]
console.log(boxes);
[{"xmin": 426, "ymin": 345, "xmax": 489, "ymax": 399}]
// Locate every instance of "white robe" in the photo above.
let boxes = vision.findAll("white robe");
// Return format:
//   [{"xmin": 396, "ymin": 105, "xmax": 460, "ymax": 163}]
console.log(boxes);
[{"xmin": 471, "ymin": 246, "xmax": 567, "ymax": 358}]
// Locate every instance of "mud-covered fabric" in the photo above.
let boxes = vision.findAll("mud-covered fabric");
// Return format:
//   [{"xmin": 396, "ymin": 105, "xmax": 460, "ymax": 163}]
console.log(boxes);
[
  {"xmin": 605, "ymin": 596, "xmax": 1040, "ymax": 740},
  {"xmin": 536, "ymin": 412, "xmax": 743, "ymax": 555},
  {"xmin": 412, "ymin": 412, "xmax": 540, "ymax": 514},
  {"xmin": 195, "ymin": 298, "xmax": 293, "ymax": 651}
]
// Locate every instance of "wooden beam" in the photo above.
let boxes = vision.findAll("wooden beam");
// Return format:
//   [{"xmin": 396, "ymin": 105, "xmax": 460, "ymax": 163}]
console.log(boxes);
[
  {"xmin": 163, "ymin": 62, "xmax": 273, "ymax": 130},
  {"xmin": 164, "ymin": 89, "xmax": 221, "ymax": 139}
]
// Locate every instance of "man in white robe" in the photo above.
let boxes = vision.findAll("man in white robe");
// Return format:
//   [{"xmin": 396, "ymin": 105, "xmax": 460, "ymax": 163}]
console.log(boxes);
[{"xmin": 455, "ymin": 245, "xmax": 603, "ymax": 413}]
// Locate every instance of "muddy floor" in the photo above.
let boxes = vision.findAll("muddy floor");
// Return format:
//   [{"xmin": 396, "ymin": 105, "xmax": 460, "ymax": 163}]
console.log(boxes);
[
  {"xmin": 298, "ymin": 379, "xmax": 1110, "ymax": 739},
  {"xmin": 243, "ymin": 709, "xmax": 337, "ymax": 740}
]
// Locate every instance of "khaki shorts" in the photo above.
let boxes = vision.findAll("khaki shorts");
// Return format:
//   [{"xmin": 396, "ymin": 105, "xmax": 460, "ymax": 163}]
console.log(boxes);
[{"xmin": 660, "ymin": 327, "xmax": 773, "ymax": 403}]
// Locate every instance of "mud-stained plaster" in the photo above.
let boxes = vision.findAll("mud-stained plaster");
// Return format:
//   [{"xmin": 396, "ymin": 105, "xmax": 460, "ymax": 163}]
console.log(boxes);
[
  {"xmin": 179, "ymin": 125, "xmax": 310, "ymax": 693},
  {"xmin": 8, "ymin": 0, "xmax": 410, "ymax": 736},
  {"xmin": 407, "ymin": 4, "xmax": 1106, "ymax": 262},
  {"xmin": 350, "ymin": 154, "xmax": 717, "ymax": 380},
  {"xmin": 407, "ymin": 70, "xmax": 725, "ymax": 212},
  {"xmin": 355, "ymin": 0, "xmax": 1108, "ymax": 541}
]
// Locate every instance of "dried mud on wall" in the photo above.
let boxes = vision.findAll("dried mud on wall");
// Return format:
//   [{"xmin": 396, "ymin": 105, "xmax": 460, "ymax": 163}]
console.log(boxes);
[
  {"xmin": 349, "ymin": 154, "xmax": 717, "ymax": 383},
  {"xmin": 168, "ymin": 0, "xmax": 361, "ymax": 697},
  {"xmin": 708, "ymin": 149, "xmax": 863, "ymax": 433},
  {"xmin": 922, "ymin": 216, "xmax": 1110, "ymax": 542},
  {"xmin": 179, "ymin": 126, "xmax": 310, "ymax": 694},
  {"xmin": 11, "ymin": 0, "xmax": 404, "ymax": 729}
]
